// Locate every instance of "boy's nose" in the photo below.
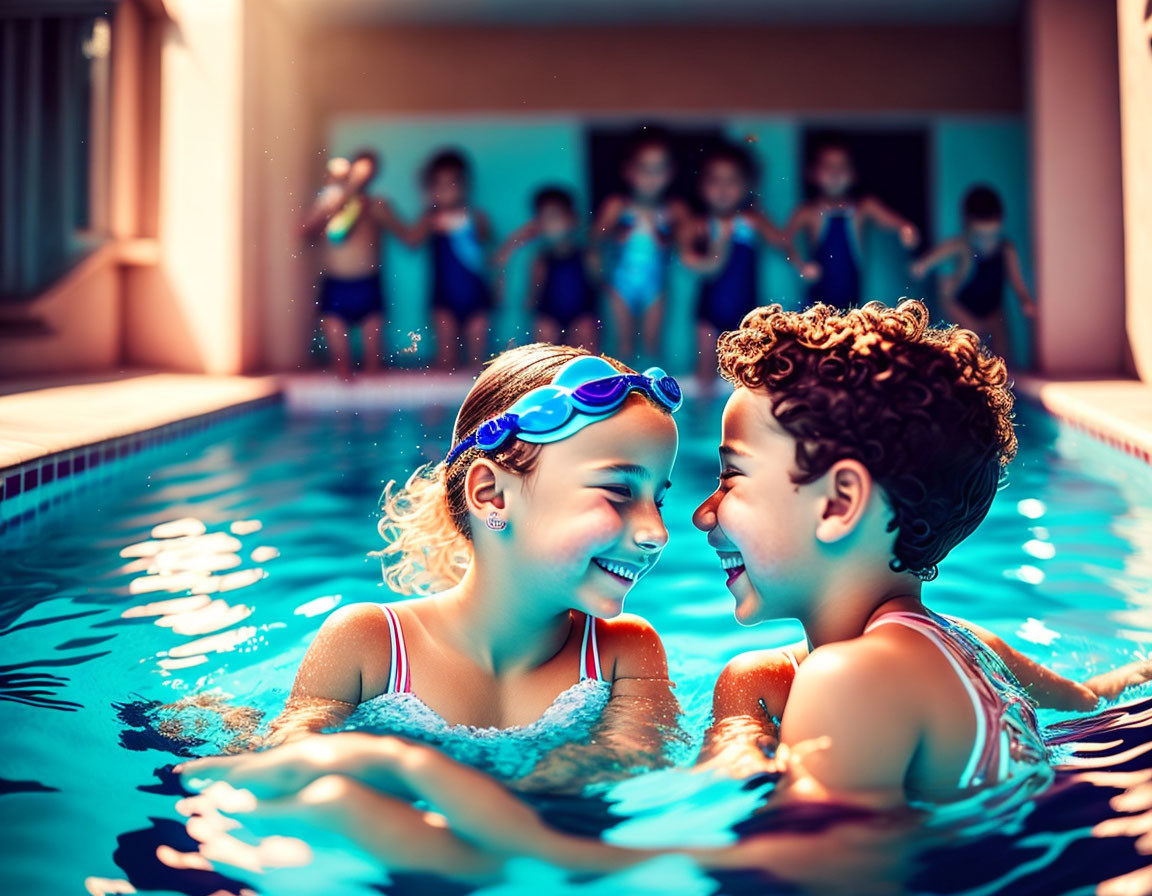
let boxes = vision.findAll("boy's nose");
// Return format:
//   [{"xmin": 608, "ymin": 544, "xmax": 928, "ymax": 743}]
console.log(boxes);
[
  {"xmin": 634, "ymin": 515, "xmax": 669, "ymax": 554},
  {"xmin": 693, "ymin": 491, "xmax": 719, "ymax": 532}
]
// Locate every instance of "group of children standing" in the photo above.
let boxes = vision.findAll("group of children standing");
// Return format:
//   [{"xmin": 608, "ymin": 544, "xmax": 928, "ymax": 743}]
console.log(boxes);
[{"xmin": 304, "ymin": 128, "xmax": 1036, "ymax": 379}]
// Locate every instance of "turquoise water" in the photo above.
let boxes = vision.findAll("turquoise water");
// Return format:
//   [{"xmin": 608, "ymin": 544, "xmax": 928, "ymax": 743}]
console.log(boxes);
[{"xmin": 2, "ymin": 395, "xmax": 1152, "ymax": 894}]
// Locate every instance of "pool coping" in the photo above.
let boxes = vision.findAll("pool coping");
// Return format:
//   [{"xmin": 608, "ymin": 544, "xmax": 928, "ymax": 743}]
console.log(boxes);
[{"xmin": 1013, "ymin": 375, "xmax": 1152, "ymax": 465}]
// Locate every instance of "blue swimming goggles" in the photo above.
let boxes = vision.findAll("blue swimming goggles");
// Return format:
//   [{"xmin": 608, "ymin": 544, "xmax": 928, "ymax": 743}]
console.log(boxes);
[{"xmin": 445, "ymin": 356, "xmax": 682, "ymax": 467}]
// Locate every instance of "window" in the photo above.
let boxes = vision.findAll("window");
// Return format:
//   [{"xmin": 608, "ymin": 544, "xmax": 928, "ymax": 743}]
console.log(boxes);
[{"xmin": 0, "ymin": 4, "xmax": 114, "ymax": 300}]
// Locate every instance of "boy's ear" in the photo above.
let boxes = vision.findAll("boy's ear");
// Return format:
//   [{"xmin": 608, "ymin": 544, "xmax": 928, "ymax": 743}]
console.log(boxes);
[
  {"xmin": 814, "ymin": 460, "xmax": 872, "ymax": 545},
  {"xmin": 464, "ymin": 459, "xmax": 508, "ymax": 518}
]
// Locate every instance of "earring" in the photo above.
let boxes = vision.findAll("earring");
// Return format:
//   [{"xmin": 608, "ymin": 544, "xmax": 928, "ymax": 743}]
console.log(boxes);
[{"xmin": 485, "ymin": 511, "xmax": 507, "ymax": 531}]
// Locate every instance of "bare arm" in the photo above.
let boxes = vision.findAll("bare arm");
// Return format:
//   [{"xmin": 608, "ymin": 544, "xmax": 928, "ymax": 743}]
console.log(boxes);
[
  {"xmin": 783, "ymin": 205, "xmax": 821, "ymax": 279},
  {"xmin": 495, "ymin": 221, "xmax": 541, "ymax": 268},
  {"xmin": 697, "ymin": 643, "xmax": 807, "ymax": 776},
  {"xmin": 1003, "ymin": 242, "xmax": 1038, "ymax": 318},
  {"xmin": 300, "ymin": 186, "xmax": 351, "ymax": 241},
  {"xmin": 910, "ymin": 238, "xmax": 965, "ymax": 280},
  {"xmin": 748, "ymin": 208, "xmax": 788, "ymax": 250},
  {"xmin": 859, "ymin": 197, "xmax": 919, "ymax": 249}
]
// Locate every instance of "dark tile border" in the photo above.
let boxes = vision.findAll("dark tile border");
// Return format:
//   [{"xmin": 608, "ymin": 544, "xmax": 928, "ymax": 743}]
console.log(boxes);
[{"xmin": 0, "ymin": 394, "xmax": 282, "ymax": 532}]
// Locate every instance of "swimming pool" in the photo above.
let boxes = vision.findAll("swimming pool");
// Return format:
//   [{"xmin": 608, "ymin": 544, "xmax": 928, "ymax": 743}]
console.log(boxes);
[{"xmin": 2, "ymin": 394, "xmax": 1151, "ymax": 895}]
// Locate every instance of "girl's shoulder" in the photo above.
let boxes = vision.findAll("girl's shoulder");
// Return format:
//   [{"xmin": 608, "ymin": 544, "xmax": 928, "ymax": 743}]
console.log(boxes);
[{"xmin": 592, "ymin": 612, "xmax": 668, "ymax": 681}]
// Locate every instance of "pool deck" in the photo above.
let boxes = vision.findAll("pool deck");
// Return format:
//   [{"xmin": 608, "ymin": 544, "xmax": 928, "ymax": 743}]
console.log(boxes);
[
  {"xmin": 2, "ymin": 370, "xmax": 1152, "ymax": 472},
  {"xmin": 0, "ymin": 372, "xmax": 280, "ymax": 469},
  {"xmin": 1015, "ymin": 375, "xmax": 1152, "ymax": 463}
]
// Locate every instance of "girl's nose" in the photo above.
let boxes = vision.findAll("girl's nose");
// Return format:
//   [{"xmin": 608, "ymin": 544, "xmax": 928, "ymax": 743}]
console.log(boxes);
[
  {"xmin": 634, "ymin": 509, "xmax": 669, "ymax": 554},
  {"xmin": 693, "ymin": 491, "xmax": 719, "ymax": 532}
]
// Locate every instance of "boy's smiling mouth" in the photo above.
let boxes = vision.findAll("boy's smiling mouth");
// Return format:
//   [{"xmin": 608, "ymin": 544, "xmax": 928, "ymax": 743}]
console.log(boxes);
[
  {"xmin": 592, "ymin": 558, "xmax": 642, "ymax": 585},
  {"xmin": 718, "ymin": 551, "xmax": 746, "ymax": 585}
]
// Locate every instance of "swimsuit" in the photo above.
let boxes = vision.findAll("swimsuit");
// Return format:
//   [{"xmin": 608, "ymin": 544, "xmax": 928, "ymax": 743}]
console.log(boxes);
[
  {"xmin": 431, "ymin": 212, "xmax": 492, "ymax": 324},
  {"xmin": 807, "ymin": 207, "xmax": 861, "ymax": 308},
  {"xmin": 317, "ymin": 272, "xmax": 383, "ymax": 325},
  {"xmin": 610, "ymin": 205, "xmax": 671, "ymax": 315},
  {"xmin": 954, "ymin": 243, "xmax": 1006, "ymax": 318},
  {"xmin": 340, "ymin": 607, "xmax": 611, "ymax": 781},
  {"xmin": 696, "ymin": 214, "xmax": 760, "ymax": 333},
  {"xmin": 864, "ymin": 609, "xmax": 1047, "ymax": 795},
  {"xmin": 537, "ymin": 248, "xmax": 596, "ymax": 330}
]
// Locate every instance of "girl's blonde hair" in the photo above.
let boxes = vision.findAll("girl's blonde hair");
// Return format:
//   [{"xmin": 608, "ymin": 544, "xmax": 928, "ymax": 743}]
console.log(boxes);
[{"xmin": 379, "ymin": 343, "xmax": 639, "ymax": 595}]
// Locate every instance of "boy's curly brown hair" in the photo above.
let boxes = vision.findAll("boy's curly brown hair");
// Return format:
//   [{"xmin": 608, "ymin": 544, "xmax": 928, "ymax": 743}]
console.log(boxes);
[{"xmin": 717, "ymin": 300, "xmax": 1016, "ymax": 581}]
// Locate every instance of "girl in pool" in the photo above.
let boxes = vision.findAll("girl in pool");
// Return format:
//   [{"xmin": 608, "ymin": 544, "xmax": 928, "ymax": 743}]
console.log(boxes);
[
  {"xmin": 406, "ymin": 148, "xmax": 496, "ymax": 370},
  {"xmin": 183, "ymin": 303, "xmax": 1152, "ymax": 883},
  {"xmin": 263, "ymin": 343, "xmax": 684, "ymax": 786},
  {"xmin": 592, "ymin": 127, "xmax": 690, "ymax": 362},
  {"xmin": 785, "ymin": 140, "xmax": 919, "ymax": 308}
]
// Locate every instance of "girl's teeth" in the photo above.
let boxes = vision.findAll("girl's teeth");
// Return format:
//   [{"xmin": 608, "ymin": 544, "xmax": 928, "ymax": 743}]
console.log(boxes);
[
  {"xmin": 596, "ymin": 559, "xmax": 636, "ymax": 581},
  {"xmin": 719, "ymin": 553, "xmax": 744, "ymax": 570}
]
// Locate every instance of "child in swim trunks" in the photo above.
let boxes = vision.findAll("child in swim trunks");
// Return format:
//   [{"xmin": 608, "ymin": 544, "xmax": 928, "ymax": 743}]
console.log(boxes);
[
  {"xmin": 912, "ymin": 185, "xmax": 1037, "ymax": 364},
  {"xmin": 678, "ymin": 143, "xmax": 795, "ymax": 382},
  {"xmin": 496, "ymin": 186, "xmax": 599, "ymax": 351},
  {"xmin": 301, "ymin": 149, "xmax": 407, "ymax": 377},
  {"xmin": 592, "ymin": 128, "xmax": 690, "ymax": 362},
  {"xmin": 186, "ymin": 343, "xmax": 684, "ymax": 787},
  {"xmin": 407, "ymin": 149, "xmax": 496, "ymax": 370},
  {"xmin": 786, "ymin": 140, "xmax": 919, "ymax": 308}
]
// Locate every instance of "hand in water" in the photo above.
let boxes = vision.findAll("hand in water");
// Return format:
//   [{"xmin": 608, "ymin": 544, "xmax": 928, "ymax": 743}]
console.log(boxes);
[
  {"xmin": 177, "ymin": 736, "xmax": 344, "ymax": 798},
  {"xmin": 1085, "ymin": 656, "xmax": 1152, "ymax": 702}
]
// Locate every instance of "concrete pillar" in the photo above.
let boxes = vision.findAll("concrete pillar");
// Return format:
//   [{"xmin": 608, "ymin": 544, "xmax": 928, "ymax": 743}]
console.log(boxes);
[
  {"xmin": 1027, "ymin": 0, "xmax": 1126, "ymax": 376},
  {"xmin": 1117, "ymin": 1, "xmax": 1152, "ymax": 382}
]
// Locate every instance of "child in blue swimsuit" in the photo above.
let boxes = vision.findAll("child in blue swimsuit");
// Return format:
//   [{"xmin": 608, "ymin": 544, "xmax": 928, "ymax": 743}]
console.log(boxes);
[
  {"xmin": 497, "ymin": 186, "xmax": 599, "ymax": 351},
  {"xmin": 593, "ymin": 128, "xmax": 689, "ymax": 362},
  {"xmin": 786, "ymin": 140, "xmax": 919, "ymax": 308},
  {"xmin": 912, "ymin": 185, "xmax": 1037, "ymax": 364},
  {"xmin": 182, "ymin": 343, "xmax": 684, "ymax": 790},
  {"xmin": 679, "ymin": 143, "xmax": 796, "ymax": 381},
  {"xmin": 408, "ymin": 149, "xmax": 495, "ymax": 370}
]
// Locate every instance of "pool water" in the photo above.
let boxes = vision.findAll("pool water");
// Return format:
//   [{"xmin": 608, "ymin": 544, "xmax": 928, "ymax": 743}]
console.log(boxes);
[{"xmin": 2, "ymin": 395, "xmax": 1152, "ymax": 895}]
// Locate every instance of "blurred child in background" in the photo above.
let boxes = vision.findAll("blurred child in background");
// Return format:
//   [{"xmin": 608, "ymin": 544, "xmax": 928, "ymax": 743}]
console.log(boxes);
[
  {"xmin": 409, "ymin": 149, "xmax": 495, "ymax": 370},
  {"xmin": 912, "ymin": 185, "xmax": 1037, "ymax": 365},
  {"xmin": 680, "ymin": 142, "xmax": 793, "ymax": 382},
  {"xmin": 593, "ymin": 128, "xmax": 690, "ymax": 362},
  {"xmin": 786, "ymin": 139, "xmax": 919, "ymax": 308},
  {"xmin": 301, "ymin": 150, "xmax": 405, "ymax": 378},
  {"xmin": 496, "ymin": 186, "xmax": 599, "ymax": 351}
]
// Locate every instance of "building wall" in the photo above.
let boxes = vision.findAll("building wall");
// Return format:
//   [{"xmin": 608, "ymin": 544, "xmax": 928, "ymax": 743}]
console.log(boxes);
[
  {"xmin": 1027, "ymin": 0, "xmax": 1126, "ymax": 376},
  {"xmin": 1117, "ymin": 0, "xmax": 1152, "ymax": 382}
]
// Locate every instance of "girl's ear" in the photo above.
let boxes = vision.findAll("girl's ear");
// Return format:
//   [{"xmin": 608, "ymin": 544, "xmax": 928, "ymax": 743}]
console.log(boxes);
[
  {"xmin": 463, "ymin": 459, "xmax": 507, "ymax": 518},
  {"xmin": 814, "ymin": 460, "xmax": 872, "ymax": 544}
]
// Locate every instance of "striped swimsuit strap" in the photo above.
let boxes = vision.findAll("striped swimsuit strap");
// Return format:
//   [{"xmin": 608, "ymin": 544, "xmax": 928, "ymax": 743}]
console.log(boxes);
[
  {"xmin": 865, "ymin": 611, "xmax": 996, "ymax": 790},
  {"xmin": 379, "ymin": 606, "xmax": 607, "ymax": 695}
]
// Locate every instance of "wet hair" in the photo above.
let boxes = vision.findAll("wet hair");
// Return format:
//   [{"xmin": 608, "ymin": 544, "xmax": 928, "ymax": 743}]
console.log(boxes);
[
  {"xmin": 717, "ymin": 300, "xmax": 1016, "ymax": 581},
  {"xmin": 810, "ymin": 137, "xmax": 852, "ymax": 165},
  {"xmin": 421, "ymin": 148, "xmax": 471, "ymax": 188},
  {"xmin": 963, "ymin": 185, "xmax": 1004, "ymax": 223},
  {"xmin": 702, "ymin": 142, "xmax": 758, "ymax": 186},
  {"xmin": 532, "ymin": 186, "xmax": 577, "ymax": 217},
  {"xmin": 625, "ymin": 125, "xmax": 673, "ymax": 164},
  {"xmin": 378, "ymin": 344, "xmax": 667, "ymax": 595}
]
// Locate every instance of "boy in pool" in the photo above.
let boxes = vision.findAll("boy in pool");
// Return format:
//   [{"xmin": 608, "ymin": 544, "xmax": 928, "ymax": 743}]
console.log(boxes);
[
  {"xmin": 911, "ymin": 185, "xmax": 1037, "ymax": 364},
  {"xmin": 496, "ymin": 186, "xmax": 599, "ymax": 351},
  {"xmin": 786, "ymin": 140, "xmax": 919, "ymax": 308},
  {"xmin": 301, "ymin": 149, "xmax": 405, "ymax": 377},
  {"xmin": 219, "ymin": 344, "xmax": 685, "ymax": 788}
]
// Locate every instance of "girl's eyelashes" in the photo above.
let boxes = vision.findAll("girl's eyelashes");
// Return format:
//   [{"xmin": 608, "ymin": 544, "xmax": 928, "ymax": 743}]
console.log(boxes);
[{"xmin": 597, "ymin": 484, "xmax": 633, "ymax": 500}]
